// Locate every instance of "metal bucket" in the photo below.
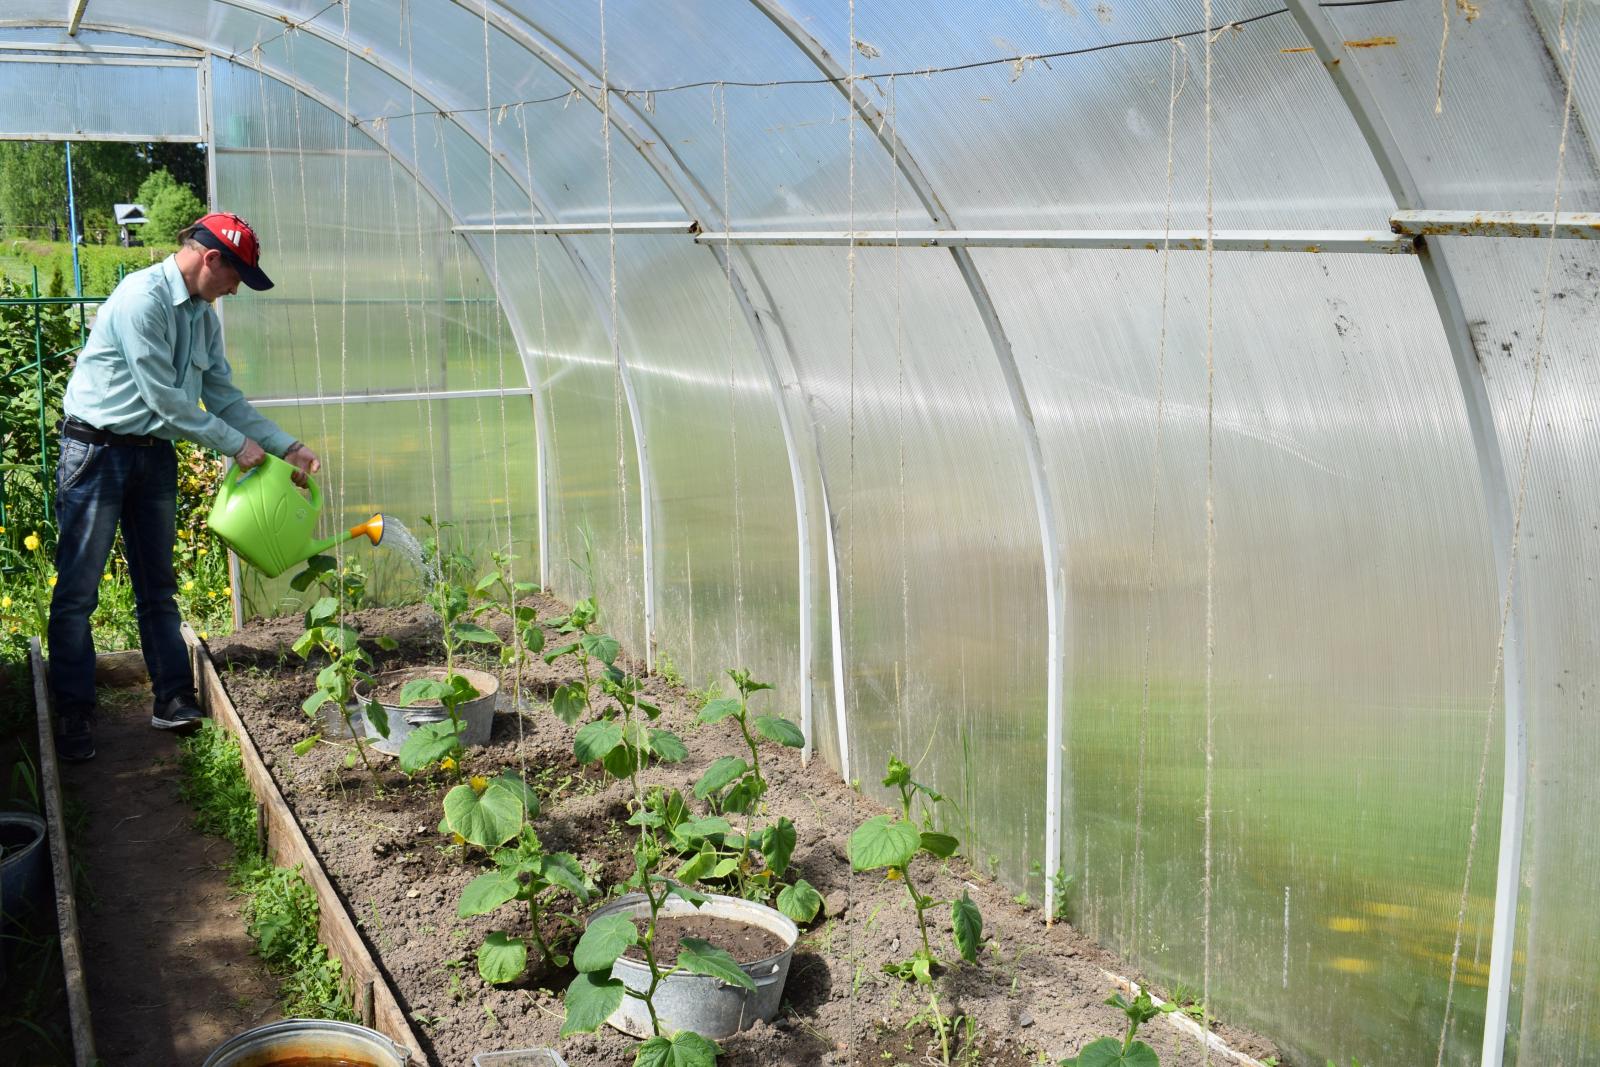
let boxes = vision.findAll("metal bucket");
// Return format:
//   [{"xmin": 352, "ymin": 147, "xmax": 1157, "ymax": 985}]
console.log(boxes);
[
  {"xmin": 591, "ymin": 891, "xmax": 798, "ymax": 1039},
  {"xmin": 202, "ymin": 1019, "xmax": 410, "ymax": 1067},
  {"xmin": 357, "ymin": 666, "xmax": 499, "ymax": 754}
]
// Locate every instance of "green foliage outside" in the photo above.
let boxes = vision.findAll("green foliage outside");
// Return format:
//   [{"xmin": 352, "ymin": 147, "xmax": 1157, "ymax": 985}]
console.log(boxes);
[
  {"xmin": 0, "ymin": 275, "xmax": 234, "ymax": 666},
  {"xmin": 0, "ymin": 141, "xmax": 205, "ymax": 243},
  {"xmin": 136, "ymin": 169, "xmax": 205, "ymax": 245},
  {"xmin": 177, "ymin": 721, "xmax": 358, "ymax": 1020},
  {"xmin": 0, "ymin": 241, "xmax": 174, "ymax": 296}
]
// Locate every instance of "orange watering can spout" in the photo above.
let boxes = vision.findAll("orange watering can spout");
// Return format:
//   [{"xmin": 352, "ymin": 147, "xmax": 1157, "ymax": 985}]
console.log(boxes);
[{"xmin": 350, "ymin": 514, "xmax": 384, "ymax": 546}]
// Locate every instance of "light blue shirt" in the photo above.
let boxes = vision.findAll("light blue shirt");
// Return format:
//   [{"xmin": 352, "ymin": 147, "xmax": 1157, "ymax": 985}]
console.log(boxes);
[{"xmin": 62, "ymin": 256, "xmax": 294, "ymax": 458}]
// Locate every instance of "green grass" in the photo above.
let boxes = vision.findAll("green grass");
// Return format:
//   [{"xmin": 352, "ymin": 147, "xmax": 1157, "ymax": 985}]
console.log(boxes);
[
  {"xmin": 0, "ymin": 238, "xmax": 174, "ymax": 295},
  {"xmin": 177, "ymin": 721, "xmax": 357, "ymax": 1021}
]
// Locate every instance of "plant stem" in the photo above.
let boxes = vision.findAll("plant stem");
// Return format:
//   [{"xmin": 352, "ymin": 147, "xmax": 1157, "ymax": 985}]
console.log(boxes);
[
  {"xmin": 638, "ymin": 877, "xmax": 666, "ymax": 1036},
  {"xmin": 901, "ymin": 863, "xmax": 933, "ymax": 959},
  {"xmin": 928, "ymin": 983, "xmax": 951, "ymax": 1065},
  {"xmin": 527, "ymin": 897, "xmax": 555, "ymax": 966}
]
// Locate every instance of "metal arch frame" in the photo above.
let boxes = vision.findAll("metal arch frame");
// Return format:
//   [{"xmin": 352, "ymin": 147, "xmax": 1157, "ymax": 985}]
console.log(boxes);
[
  {"xmin": 1284, "ymin": 3, "xmax": 1526, "ymax": 1064},
  {"xmin": 747, "ymin": 0, "xmax": 1071, "ymax": 913},
  {"xmin": 19, "ymin": 12, "xmax": 579, "ymax": 617},
  {"xmin": 460, "ymin": 0, "xmax": 832, "ymax": 763},
  {"xmin": 200, "ymin": 0, "xmax": 661, "ymax": 660}
]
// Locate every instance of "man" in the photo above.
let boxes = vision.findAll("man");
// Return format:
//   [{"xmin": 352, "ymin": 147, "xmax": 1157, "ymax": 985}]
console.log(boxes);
[{"xmin": 48, "ymin": 212, "xmax": 320, "ymax": 761}]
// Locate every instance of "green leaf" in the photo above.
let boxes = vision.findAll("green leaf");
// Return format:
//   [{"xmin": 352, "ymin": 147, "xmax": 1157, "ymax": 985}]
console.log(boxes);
[
  {"xmin": 364, "ymin": 701, "xmax": 389, "ymax": 739},
  {"xmin": 543, "ymin": 639, "xmax": 581, "ymax": 664},
  {"xmin": 301, "ymin": 689, "xmax": 332, "ymax": 716},
  {"xmin": 710, "ymin": 857, "xmax": 740, "ymax": 878},
  {"xmin": 306, "ymin": 596, "xmax": 339, "ymax": 626},
  {"xmin": 560, "ymin": 970, "xmax": 625, "ymax": 1035},
  {"xmin": 581, "ymin": 633, "xmax": 621, "ymax": 665},
  {"xmin": 292, "ymin": 733, "xmax": 320, "ymax": 757},
  {"xmin": 474, "ymin": 572, "xmax": 499, "ymax": 594},
  {"xmin": 952, "ymin": 891, "xmax": 983, "ymax": 963},
  {"xmin": 291, "ymin": 630, "xmax": 319, "ymax": 659},
  {"xmin": 920, "ymin": 831, "xmax": 960, "ymax": 859},
  {"xmin": 573, "ymin": 913, "xmax": 638, "ymax": 973},
  {"xmin": 602, "ymin": 744, "xmax": 639, "ymax": 780},
  {"xmin": 633, "ymin": 1031, "xmax": 721, "ymax": 1067},
  {"xmin": 694, "ymin": 757, "xmax": 750, "ymax": 800},
  {"xmin": 574, "ymin": 719, "xmax": 624, "ymax": 764},
  {"xmin": 675, "ymin": 848, "xmax": 717, "ymax": 884},
  {"xmin": 697, "ymin": 697, "xmax": 741, "ymax": 724},
  {"xmin": 848, "ymin": 815, "xmax": 921, "ymax": 872},
  {"xmin": 476, "ymin": 931, "xmax": 527, "ymax": 985},
  {"xmin": 452, "ymin": 621, "xmax": 502, "ymax": 645},
  {"xmin": 398, "ymin": 719, "xmax": 464, "ymax": 774},
  {"xmin": 399, "ymin": 677, "xmax": 453, "ymax": 705},
  {"xmin": 883, "ymin": 756, "xmax": 912, "ymax": 789},
  {"xmin": 443, "ymin": 781, "xmax": 524, "ymax": 850},
  {"xmin": 675, "ymin": 816, "xmax": 732, "ymax": 844},
  {"xmin": 459, "ymin": 870, "xmax": 521, "ymax": 917},
  {"xmin": 487, "ymin": 770, "xmax": 540, "ymax": 818},
  {"xmin": 754, "ymin": 715, "xmax": 805, "ymax": 748},
  {"xmin": 1061, "ymin": 1037, "xmax": 1159, "ymax": 1067},
  {"xmin": 648, "ymin": 728, "xmax": 688, "ymax": 763},
  {"xmin": 552, "ymin": 682, "xmax": 587, "ymax": 725},
  {"xmin": 676, "ymin": 937, "xmax": 757, "ymax": 991},
  {"xmin": 761, "ymin": 816, "xmax": 797, "ymax": 878},
  {"xmin": 666, "ymin": 882, "xmax": 709, "ymax": 907},
  {"xmin": 538, "ymin": 853, "xmax": 591, "ymax": 902},
  {"xmin": 375, "ymin": 636, "xmax": 399, "ymax": 651},
  {"xmin": 776, "ymin": 878, "xmax": 824, "ymax": 923},
  {"xmin": 520, "ymin": 626, "xmax": 546, "ymax": 655}
]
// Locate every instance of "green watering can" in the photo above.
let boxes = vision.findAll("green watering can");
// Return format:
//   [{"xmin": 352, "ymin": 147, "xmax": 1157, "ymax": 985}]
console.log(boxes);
[{"xmin": 206, "ymin": 454, "xmax": 384, "ymax": 578}]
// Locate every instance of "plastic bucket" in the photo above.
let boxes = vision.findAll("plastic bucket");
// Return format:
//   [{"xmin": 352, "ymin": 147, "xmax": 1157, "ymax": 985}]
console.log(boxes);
[
  {"xmin": 590, "ymin": 891, "xmax": 798, "ymax": 1039},
  {"xmin": 202, "ymin": 1019, "xmax": 410, "ymax": 1067},
  {"xmin": 357, "ymin": 666, "xmax": 499, "ymax": 755},
  {"xmin": 471, "ymin": 1051, "xmax": 568, "ymax": 1067},
  {"xmin": 0, "ymin": 812, "xmax": 48, "ymax": 927}
]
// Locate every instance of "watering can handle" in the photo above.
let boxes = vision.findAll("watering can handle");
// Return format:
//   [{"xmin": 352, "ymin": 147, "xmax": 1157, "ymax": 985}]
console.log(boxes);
[{"xmin": 227, "ymin": 455, "xmax": 321, "ymax": 511}]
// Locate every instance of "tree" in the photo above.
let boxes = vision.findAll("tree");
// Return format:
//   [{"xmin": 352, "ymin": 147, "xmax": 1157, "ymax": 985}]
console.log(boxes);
[
  {"xmin": 0, "ymin": 141, "xmax": 202, "ymax": 241},
  {"xmin": 143, "ymin": 181, "xmax": 205, "ymax": 245}
]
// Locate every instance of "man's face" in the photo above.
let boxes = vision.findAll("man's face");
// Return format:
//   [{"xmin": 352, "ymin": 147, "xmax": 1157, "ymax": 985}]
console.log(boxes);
[{"xmin": 198, "ymin": 248, "xmax": 242, "ymax": 302}]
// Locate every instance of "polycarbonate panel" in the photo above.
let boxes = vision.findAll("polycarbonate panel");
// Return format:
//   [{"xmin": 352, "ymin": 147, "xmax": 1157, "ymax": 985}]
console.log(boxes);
[
  {"xmin": 812, "ymin": 0, "xmax": 1395, "ymax": 230},
  {"xmin": 746, "ymin": 244, "xmax": 1047, "ymax": 889},
  {"xmin": 1330, "ymin": 0, "xmax": 1600, "ymax": 211},
  {"xmin": 1439, "ymin": 237, "xmax": 1600, "ymax": 1064},
  {"xmin": 982, "ymin": 244, "xmax": 1501, "ymax": 1064},
  {"xmin": 564, "ymin": 234, "xmax": 803, "ymax": 710},
  {"xmin": 0, "ymin": 59, "xmax": 199, "ymax": 139},
  {"xmin": 237, "ymin": 396, "xmax": 538, "ymax": 617},
  {"xmin": 213, "ymin": 63, "xmax": 520, "ymax": 399},
  {"xmin": 510, "ymin": 0, "xmax": 912, "ymax": 228}
]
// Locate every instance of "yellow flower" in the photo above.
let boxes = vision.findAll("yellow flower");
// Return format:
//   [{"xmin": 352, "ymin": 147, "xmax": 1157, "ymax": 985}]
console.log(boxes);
[
  {"xmin": 469, "ymin": 775, "xmax": 489, "ymax": 794},
  {"xmin": 183, "ymin": 580, "xmax": 194, "ymax": 591},
  {"xmin": 178, "ymin": 529, "xmax": 189, "ymax": 540},
  {"xmin": 886, "ymin": 868, "xmax": 903, "ymax": 881},
  {"xmin": 103, "ymin": 573, "xmax": 112, "ymax": 582},
  {"xmin": 24, "ymin": 532, "xmax": 41, "ymax": 551},
  {"xmin": 225, "ymin": 586, "xmax": 233, "ymax": 597},
  {"xmin": 200, "ymin": 631, "xmax": 208, "ymax": 639},
  {"xmin": 451, "ymin": 832, "xmax": 466, "ymax": 846},
  {"xmin": 1, "ymin": 595, "xmax": 10, "ymax": 608},
  {"xmin": 47, "ymin": 575, "xmax": 56, "ymax": 587},
  {"xmin": 0, "ymin": 524, "xmax": 6, "ymax": 533},
  {"xmin": 198, "ymin": 547, "xmax": 207, "ymax": 556}
]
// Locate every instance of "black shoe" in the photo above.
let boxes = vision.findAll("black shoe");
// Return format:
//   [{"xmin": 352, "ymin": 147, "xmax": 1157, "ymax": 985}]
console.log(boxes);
[
  {"xmin": 58, "ymin": 712, "xmax": 96, "ymax": 762},
  {"xmin": 151, "ymin": 695, "xmax": 204, "ymax": 731}
]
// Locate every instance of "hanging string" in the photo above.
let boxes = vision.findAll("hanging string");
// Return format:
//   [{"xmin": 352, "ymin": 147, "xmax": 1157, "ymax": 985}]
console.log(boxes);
[
  {"xmin": 402, "ymin": 0, "xmax": 442, "ymax": 535},
  {"xmin": 891, "ymin": 73, "xmax": 910, "ymax": 764},
  {"xmin": 480, "ymin": 0, "xmax": 529, "ymax": 808},
  {"xmin": 335, "ymin": 0, "xmax": 353, "ymax": 605},
  {"xmin": 1131, "ymin": 36, "xmax": 1188, "ymax": 962},
  {"xmin": 598, "ymin": 0, "xmax": 634, "ymax": 643},
  {"xmin": 1434, "ymin": 0, "xmax": 1584, "ymax": 1059},
  {"xmin": 718, "ymin": 82, "xmax": 743, "ymax": 666},
  {"xmin": 1201, "ymin": 0, "xmax": 1218, "ymax": 1061},
  {"xmin": 249, "ymin": 43, "xmax": 300, "ymax": 411},
  {"xmin": 282, "ymin": 27, "xmax": 332, "ymax": 553},
  {"xmin": 845, "ymin": 0, "xmax": 860, "ymax": 1056},
  {"xmin": 517, "ymin": 102, "xmax": 559, "ymax": 533}
]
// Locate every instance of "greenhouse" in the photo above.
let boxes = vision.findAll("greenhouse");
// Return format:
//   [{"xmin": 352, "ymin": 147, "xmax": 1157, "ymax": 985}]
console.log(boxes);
[{"xmin": 0, "ymin": 1, "xmax": 1594, "ymax": 1065}]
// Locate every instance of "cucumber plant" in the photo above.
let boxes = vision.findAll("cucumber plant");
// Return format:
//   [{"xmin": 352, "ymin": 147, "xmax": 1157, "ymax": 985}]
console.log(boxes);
[
  {"xmin": 560, "ymin": 831, "xmax": 747, "ymax": 1066},
  {"xmin": 459, "ymin": 823, "xmax": 593, "ymax": 983},
  {"xmin": 1059, "ymin": 987, "xmax": 1175, "ymax": 1067},
  {"xmin": 671, "ymin": 669, "xmax": 821, "ymax": 922},
  {"xmin": 848, "ymin": 755, "xmax": 984, "ymax": 1065},
  {"xmin": 288, "ymin": 564, "xmax": 395, "ymax": 779}
]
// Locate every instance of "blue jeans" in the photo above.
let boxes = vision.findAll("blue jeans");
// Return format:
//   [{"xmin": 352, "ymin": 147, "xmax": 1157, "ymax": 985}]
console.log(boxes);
[{"xmin": 47, "ymin": 436, "xmax": 193, "ymax": 717}]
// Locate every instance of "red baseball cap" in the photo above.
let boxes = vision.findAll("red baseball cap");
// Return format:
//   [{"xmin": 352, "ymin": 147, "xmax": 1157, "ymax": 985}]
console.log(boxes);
[{"xmin": 191, "ymin": 212, "xmax": 274, "ymax": 291}]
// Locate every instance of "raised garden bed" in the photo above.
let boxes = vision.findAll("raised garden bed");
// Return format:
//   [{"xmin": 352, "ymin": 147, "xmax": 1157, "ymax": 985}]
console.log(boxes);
[{"xmin": 202, "ymin": 596, "xmax": 1280, "ymax": 1067}]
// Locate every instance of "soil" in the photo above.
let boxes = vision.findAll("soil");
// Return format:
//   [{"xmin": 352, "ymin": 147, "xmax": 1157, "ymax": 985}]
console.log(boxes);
[
  {"xmin": 620, "ymin": 914, "xmax": 789, "ymax": 967},
  {"xmin": 62, "ymin": 681, "xmax": 281, "ymax": 1065},
  {"xmin": 204, "ymin": 596, "xmax": 1284, "ymax": 1067}
]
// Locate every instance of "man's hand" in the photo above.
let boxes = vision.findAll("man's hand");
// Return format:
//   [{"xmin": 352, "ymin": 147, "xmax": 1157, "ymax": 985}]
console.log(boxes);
[
  {"xmin": 235, "ymin": 437, "xmax": 266, "ymax": 471},
  {"xmin": 283, "ymin": 442, "xmax": 322, "ymax": 488}
]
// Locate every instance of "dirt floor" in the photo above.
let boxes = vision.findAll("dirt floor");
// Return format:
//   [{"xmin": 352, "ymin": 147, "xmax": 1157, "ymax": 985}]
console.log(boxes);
[
  {"xmin": 62, "ymin": 681, "xmax": 281, "ymax": 1065},
  {"xmin": 205, "ymin": 597, "xmax": 1283, "ymax": 1067}
]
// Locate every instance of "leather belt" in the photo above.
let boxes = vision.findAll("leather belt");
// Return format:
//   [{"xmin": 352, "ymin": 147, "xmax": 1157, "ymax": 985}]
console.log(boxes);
[{"xmin": 60, "ymin": 417, "xmax": 160, "ymax": 448}]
